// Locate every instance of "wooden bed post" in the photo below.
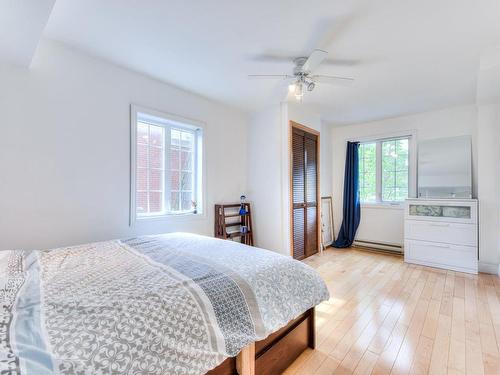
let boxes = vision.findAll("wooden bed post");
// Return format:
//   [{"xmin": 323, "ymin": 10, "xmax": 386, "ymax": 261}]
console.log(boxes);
[
  {"xmin": 236, "ymin": 342, "xmax": 255, "ymax": 375},
  {"xmin": 207, "ymin": 308, "xmax": 315, "ymax": 375},
  {"xmin": 308, "ymin": 307, "xmax": 316, "ymax": 349}
]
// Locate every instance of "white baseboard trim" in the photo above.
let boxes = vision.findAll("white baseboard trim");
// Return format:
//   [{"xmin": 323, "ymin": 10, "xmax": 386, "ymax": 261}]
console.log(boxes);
[{"xmin": 478, "ymin": 261, "xmax": 500, "ymax": 275}]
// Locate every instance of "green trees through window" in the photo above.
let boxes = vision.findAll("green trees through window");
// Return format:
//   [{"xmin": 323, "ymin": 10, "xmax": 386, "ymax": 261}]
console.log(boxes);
[
  {"xmin": 359, "ymin": 142, "xmax": 376, "ymax": 202},
  {"xmin": 382, "ymin": 139, "xmax": 409, "ymax": 202},
  {"xmin": 358, "ymin": 138, "xmax": 409, "ymax": 203}
]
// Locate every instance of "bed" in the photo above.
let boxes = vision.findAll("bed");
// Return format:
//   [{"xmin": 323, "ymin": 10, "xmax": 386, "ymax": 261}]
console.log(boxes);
[{"xmin": 0, "ymin": 232, "xmax": 329, "ymax": 375}]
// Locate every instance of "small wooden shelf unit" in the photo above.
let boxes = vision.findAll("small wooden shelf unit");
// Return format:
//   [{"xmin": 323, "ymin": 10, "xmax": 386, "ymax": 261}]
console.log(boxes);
[{"xmin": 215, "ymin": 203, "xmax": 254, "ymax": 246}]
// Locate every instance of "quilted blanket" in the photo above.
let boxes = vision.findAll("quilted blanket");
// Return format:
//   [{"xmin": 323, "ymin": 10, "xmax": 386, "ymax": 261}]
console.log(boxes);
[{"xmin": 0, "ymin": 233, "xmax": 328, "ymax": 375}]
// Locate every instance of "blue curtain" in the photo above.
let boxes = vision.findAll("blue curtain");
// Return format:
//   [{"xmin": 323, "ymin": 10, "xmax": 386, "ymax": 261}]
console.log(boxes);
[{"xmin": 333, "ymin": 141, "xmax": 361, "ymax": 248}]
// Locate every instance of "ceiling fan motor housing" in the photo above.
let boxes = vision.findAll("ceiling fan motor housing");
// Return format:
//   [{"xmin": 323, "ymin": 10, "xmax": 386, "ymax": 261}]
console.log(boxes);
[
  {"xmin": 293, "ymin": 57, "xmax": 308, "ymax": 74},
  {"xmin": 292, "ymin": 57, "xmax": 317, "ymax": 92}
]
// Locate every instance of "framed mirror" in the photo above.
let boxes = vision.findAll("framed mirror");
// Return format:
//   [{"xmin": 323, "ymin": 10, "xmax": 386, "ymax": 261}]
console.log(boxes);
[
  {"xmin": 321, "ymin": 196, "xmax": 334, "ymax": 249},
  {"xmin": 418, "ymin": 135, "xmax": 472, "ymax": 199}
]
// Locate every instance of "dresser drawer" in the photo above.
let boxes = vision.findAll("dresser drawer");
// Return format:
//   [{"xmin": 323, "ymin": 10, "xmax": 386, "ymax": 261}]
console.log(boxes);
[
  {"xmin": 405, "ymin": 220, "xmax": 477, "ymax": 246},
  {"xmin": 404, "ymin": 240, "xmax": 478, "ymax": 274},
  {"xmin": 405, "ymin": 199, "xmax": 477, "ymax": 224}
]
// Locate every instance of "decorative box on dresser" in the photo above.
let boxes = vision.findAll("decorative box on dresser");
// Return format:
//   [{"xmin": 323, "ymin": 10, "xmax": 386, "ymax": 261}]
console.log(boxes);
[{"xmin": 404, "ymin": 198, "xmax": 478, "ymax": 274}]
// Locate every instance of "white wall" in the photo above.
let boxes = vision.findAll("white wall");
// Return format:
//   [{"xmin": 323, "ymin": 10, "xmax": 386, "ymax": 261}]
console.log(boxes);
[
  {"xmin": 247, "ymin": 106, "xmax": 283, "ymax": 253},
  {"xmin": 329, "ymin": 105, "xmax": 478, "ymax": 247},
  {"xmin": 476, "ymin": 104, "xmax": 500, "ymax": 272},
  {"xmin": 286, "ymin": 103, "xmax": 322, "ymax": 133},
  {"xmin": 476, "ymin": 46, "xmax": 500, "ymax": 274},
  {"xmin": 0, "ymin": 39, "xmax": 248, "ymax": 250},
  {"xmin": 320, "ymin": 123, "xmax": 333, "ymax": 199}
]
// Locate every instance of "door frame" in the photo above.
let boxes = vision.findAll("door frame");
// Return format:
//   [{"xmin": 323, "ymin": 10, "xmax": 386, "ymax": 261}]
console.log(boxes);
[{"xmin": 289, "ymin": 120, "xmax": 321, "ymax": 259}]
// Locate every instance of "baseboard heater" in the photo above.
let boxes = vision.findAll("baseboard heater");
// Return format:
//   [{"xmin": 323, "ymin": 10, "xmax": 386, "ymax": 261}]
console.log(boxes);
[{"xmin": 353, "ymin": 239, "xmax": 404, "ymax": 255}]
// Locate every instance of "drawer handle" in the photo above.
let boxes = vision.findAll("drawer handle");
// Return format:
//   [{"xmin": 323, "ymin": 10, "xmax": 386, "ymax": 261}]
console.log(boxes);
[
  {"xmin": 429, "ymin": 244, "xmax": 450, "ymax": 249},
  {"xmin": 429, "ymin": 223, "xmax": 450, "ymax": 227}
]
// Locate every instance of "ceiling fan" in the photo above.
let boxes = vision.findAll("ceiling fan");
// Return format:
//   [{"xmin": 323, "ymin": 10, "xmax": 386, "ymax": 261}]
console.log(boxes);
[{"xmin": 248, "ymin": 49, "xmax": 354, "ymax": 101}]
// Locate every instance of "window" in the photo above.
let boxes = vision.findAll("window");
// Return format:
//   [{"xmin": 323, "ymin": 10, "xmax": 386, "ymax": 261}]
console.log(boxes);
[
  {"xmin": 131, "ymin": 106, "xmax": 203, "ymax": 221},
  {"xmin": 358, "ymin": 137, "xmax": 411, "ymax": 204}
]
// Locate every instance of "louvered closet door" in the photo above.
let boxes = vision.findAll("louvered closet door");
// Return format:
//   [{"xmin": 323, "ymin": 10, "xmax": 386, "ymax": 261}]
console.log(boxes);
[
  {"xmin": 292, "ymin": 127, "xmax": 318, "ymax": 260},
  {"xmin": 292, "ymin": 129, "xmax": 306, "ymax": 260},
  {"xmin": 304, "ymin": 135, "xmax": 318, "ymax": 257}
]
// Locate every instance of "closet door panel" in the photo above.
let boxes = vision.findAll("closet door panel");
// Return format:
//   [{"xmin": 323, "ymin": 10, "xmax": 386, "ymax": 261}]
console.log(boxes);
[
  {"xmin": 305, "ymin": 136, "xmax": 317, "ymax": 204},
  {"xmin": 306, "ymin": 206, "xmax": 318, "ymax": 257},
  {"xmin": 292, "ymin": 131, "xmax": 305, "ymax": 205},
  {"xmin": 293, "ymin": 208, "xmax": 306, "ymax": 260}
]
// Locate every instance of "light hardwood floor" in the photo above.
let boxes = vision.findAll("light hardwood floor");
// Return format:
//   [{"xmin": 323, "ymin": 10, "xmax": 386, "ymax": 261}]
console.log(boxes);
[{"xmin": 284, "ymin": 247, "xmax": 500, "ymax": 375}]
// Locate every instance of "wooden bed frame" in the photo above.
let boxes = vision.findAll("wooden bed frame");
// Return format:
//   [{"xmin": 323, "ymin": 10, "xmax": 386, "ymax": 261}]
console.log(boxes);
[{"xmin": 206, "ymin": 308, "xmax": 315, "ymax": 375}]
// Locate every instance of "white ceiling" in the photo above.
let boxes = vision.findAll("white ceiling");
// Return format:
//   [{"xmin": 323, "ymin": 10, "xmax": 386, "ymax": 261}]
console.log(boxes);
[
  {"xmin": 15, "ymin": 1, "xmax": 500, "ymax": 124},
  {"xmin": 0, "ymin": 0, "xmax": 55, "ymax": 67}
]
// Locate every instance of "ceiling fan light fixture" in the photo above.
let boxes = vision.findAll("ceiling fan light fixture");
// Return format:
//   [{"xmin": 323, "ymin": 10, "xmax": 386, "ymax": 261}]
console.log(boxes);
[
  {"xmin": 294, "ymin": 82, "xmax": 304, "ymax": 100},
  {"xmin": 248, "ymin": 48, "xmax": 354, "ymax": 101}
]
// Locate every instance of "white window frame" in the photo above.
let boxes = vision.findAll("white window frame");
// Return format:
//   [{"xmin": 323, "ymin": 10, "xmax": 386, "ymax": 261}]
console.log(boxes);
[
  {"xmin": 355, "ymin": 130, "xmax": 417, "ymax": 208},
  {"xmin": 130, "ymin": 105, "xmax": 206, "ymax": 224}
]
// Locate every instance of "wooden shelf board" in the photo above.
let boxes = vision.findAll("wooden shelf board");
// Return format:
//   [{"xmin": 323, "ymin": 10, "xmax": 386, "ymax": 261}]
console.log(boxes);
[
  {"xmin": 227, "ymin": 232, "xmax": 252, "ymax": 238},
  {"xmin": 225, "ymin": 222, "xmax": 244, "ymax": 227},
  {"xmin": 225, "ymin": 213, "xmax": 249, "ymax": 218}
]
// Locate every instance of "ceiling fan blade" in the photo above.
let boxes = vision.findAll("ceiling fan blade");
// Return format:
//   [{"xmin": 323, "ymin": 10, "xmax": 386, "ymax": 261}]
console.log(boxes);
[
  {"xmin": 321, "ymin": 58, "xmax": 360, "ymax": 67},
  {"xmin": 248, "ymin": 74, "xmax": 293, "ymax": 80},
  {"xmin": 302, "ymin": 49, "xmax": 328, "ymax": 73},
  {"xmin": 312, "ymin": 75, "xmax": 354, "ymax": 86}
]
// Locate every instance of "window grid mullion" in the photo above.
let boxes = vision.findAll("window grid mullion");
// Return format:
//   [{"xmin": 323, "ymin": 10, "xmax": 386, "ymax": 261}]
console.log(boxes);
[
  {"xmin": 193, "ymin": 129, "xmax": 198, "ymax": 209},
  {"xmin": 361, "ymin": 146, "xmax": 365, "ymax": 199},
  {"xmin": 160, "ymin": 127, "xmax": 165, "ymax": 214},
  {"xmin": 393, "ymin": 140, "xmax": 397, "ymax": 200},
  {"xmin": 146, "ymin": 125, "xmax": 151, "ymax": 213},
  {"xmin": 178, "ymin": 135, "xmax": 182, "ymax": 211},
  {"xmin": 376, "ymin": 141, "xmax": 382, "ymax": 202},
  {"xmin": 165, "ymin": 126, "xmax": 172, "ymax": 213}
]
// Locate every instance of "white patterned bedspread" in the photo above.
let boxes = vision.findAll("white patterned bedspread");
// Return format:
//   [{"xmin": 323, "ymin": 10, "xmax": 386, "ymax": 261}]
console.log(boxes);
[{"xmin": 0, "ymin": 233, "xmax": 329, "ymax": 375}]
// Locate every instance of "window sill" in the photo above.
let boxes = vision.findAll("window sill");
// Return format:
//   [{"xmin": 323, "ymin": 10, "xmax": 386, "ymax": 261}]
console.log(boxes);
[
  {"xmin": 360, "ymin": 202, "xmax": 404, "ymax": 210},
  {"xmin": 134, "ymin": 212, "xmax": 206, "ymax": 223}
]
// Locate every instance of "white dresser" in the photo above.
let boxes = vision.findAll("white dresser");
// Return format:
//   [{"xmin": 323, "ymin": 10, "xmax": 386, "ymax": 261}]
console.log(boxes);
[{"xmin": 404, "ymin": 199, "xmax": 478, "ymax": 274}]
